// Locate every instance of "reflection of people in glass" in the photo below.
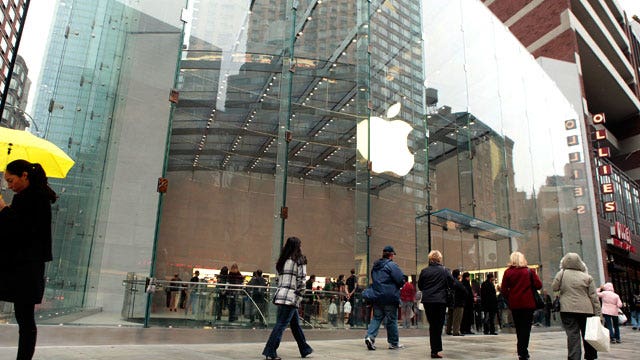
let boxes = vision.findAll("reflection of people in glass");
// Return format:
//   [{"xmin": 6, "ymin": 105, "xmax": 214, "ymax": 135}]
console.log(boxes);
[
  {"xmin": 500, "ymin": 251, "xmax": 542, "ymax": 360},
  {"xmin": 0, "ymin": 160, "xmax": 58, "ymax": 360},
  {"xmin": 262, "ymin": 237, "xmax": 313, "ymax": 360}
]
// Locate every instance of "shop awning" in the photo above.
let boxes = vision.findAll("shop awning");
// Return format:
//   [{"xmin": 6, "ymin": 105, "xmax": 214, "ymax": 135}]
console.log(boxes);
[{"xmin": 429, "ymin": 208, "xmax": 523, "ymax": 241}]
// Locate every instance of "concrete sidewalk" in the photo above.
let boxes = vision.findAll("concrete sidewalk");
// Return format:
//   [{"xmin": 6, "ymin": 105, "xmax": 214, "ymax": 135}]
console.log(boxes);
[{"xmin": 0, "ymin": 325, "xmax": 637, "ymax": 359}]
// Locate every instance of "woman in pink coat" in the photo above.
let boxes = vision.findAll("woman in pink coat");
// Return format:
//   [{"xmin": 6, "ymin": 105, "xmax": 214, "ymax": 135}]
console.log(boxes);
[{"xmin": 597, "ymin": 282, "xmax": 622, "ymax": 343}]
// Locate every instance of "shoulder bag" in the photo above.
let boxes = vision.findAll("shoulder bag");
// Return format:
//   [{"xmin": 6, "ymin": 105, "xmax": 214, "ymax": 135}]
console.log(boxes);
[{"xmin": 529, "ymin": 269, "xmax": 545, "ymax": 309}]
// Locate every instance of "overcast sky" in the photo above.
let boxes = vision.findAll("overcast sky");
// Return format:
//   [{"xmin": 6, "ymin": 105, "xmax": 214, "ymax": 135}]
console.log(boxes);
[{"xmin": 15, "ymin": 0, "xmax": 640, "ymax": 114}]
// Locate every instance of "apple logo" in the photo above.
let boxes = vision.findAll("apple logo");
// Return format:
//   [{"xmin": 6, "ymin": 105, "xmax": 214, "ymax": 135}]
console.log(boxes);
[{"xmin": 356, "ymin": 102, "xmax": 415, "ymax": 176}]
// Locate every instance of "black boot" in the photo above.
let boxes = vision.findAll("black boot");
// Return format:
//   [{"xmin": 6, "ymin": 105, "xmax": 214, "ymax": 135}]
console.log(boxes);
[{"xmin": 17, "ymin": 329, "xmax": 37, "ymax": 360}]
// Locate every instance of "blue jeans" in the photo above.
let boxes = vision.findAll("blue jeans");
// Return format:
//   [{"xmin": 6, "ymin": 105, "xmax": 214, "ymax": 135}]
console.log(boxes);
[
  {"xmin": 631, "ymin": 309, "xmax": 640, "ymax": 328},
  {"xmin": 603, "ymin": 314, "xmax": 620, "ymax": 341},
  {"xmin": 365, "ymin": 303, "xmax": 399, "ymax": 346},
  {"xmin": 262, "ymin": 305, "xmax": 313, "ymax": 358}
]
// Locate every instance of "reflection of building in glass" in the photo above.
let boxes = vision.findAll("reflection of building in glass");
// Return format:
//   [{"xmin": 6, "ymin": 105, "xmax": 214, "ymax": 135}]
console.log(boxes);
[
  {"xmin": 2, "ymin": 0, "xmax": 615, "ymax": 328},
  {"xmin": 485, "ymin": 0, "xmax": 640, "ymax": 305},
  {"xmin": 1, "ymin": 54, "xmax": 30, "ymax": 129}
]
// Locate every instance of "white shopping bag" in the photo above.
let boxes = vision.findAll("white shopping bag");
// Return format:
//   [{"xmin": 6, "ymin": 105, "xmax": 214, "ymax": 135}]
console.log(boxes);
[
  {"xmin": 584, "ymin": 316, "xmax": 610, "ymax": 352},
  {"xmin": 618, "ymin": 310, "xmax": 627, "ymax": 325}
]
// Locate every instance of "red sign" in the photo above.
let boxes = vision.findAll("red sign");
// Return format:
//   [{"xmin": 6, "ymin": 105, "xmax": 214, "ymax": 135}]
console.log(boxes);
[
  {"xmin": 599, "ymin": 165, "xmax": 612, "ymax": 176},
  {"xmin": 608, "ymin": 222, "xmax": 636, "ymax": 253},
  {"xmin": 597, "ymin": 147, "xmax": 611, "ymax": 158},
  {"xmin": 593, "ymin": 113, "xmax": 606, "ymax": 124},
  {"xmin": 595, "ymin": 129, "xmax": 607, "ymax": 140}
]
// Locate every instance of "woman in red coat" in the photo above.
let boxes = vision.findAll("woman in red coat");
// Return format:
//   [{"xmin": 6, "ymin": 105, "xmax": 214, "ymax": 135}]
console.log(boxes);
[{"xmin": 500, "ymin": 251, "xmax": 542, "ymax": 360}]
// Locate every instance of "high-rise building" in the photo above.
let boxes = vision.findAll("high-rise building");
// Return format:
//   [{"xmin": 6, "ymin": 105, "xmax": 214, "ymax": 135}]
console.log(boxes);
[
  {"xmin": 0, "ymin": 0, "xmax": 29, "ymax": 116},
  {"xmin": 0, "ymin": 54, "xmax": 30, "ymax": 129},
  {"xmin": 484, "ymin": 0, "xmax": 640, "ymax": 302}
]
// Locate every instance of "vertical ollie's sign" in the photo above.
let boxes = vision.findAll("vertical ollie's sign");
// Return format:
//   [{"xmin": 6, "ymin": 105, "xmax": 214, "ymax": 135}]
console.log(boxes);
[
  {"xmin": 592, "ymin": 113, "xmax": 616, "ymax": 213},
  {"xmin": 566, "ymin": 113, "xmax": 615, "ymax": 215},
  {"xmin": 608, "ymin": 221, "xmax": 636, "ymax": 253}
]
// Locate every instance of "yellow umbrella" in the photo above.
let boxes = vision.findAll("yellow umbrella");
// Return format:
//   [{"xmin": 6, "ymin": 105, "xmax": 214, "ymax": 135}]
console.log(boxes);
[{"xmin": 0, "ymin": 127, "xmax": 75, "ymax": 178}]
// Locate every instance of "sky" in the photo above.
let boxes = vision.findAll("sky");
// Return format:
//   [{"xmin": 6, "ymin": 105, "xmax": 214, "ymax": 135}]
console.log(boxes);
[{"xmin": 14, "ymin": 0, "xmax": 640, "ymax": 116}]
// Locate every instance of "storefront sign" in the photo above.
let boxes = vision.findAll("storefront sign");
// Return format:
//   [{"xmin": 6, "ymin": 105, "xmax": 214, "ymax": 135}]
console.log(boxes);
[
  {"xmin": 608, "ymin": 221, "xmax": 637, "ymax": 253},
  {"xmin": 592, "ymin": 114, "xmax": 616, "ymax": 213}
]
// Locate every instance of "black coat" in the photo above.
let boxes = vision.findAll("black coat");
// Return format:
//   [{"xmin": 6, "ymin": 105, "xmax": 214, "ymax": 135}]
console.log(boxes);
[
  {"xmin": 418, "ymin": 262, "xmax": 454, "ymax": 304},
  {"xmin": 0, "ymin": 186, "xmax": 53, "ymax": 304},
  {"xmin": 480, "ymin": 279, "xmax": 498, "ymax": 311}
]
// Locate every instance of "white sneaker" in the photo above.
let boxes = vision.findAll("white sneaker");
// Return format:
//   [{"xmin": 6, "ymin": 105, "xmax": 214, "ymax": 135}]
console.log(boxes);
[
  {"xmin": 388, "ymin": 343, "xmax": 405, "ymax": 350},
  {"xmin": 365, "ymin": 337, "xmax": 376, "ymax": 351}
]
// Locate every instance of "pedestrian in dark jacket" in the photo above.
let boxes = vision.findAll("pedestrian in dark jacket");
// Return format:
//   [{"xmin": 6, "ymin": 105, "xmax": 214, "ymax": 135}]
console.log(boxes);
[
  {"xmin": 0, "ymin": 160, "xmax": 57, "ymax": 360},
  {"xmin": 501, "ymin": 251, "xmax": 542, "ymax": 360},
  {"xmin": 418, "ymin": 250, "xmax": 454, "ymax": 359},
  {"xmin": 363, "ymin": 245, "xmax": 405, "ymax": 351},
  {"xmin": 461, "ymin": 272, "xmax": 475, "ymax": 334},
  {"xmin": 448, "ymin": 269, "xmax": 467, "ymax": 336},
  {"xmin": 481, "ymin": 273, "xmax": 498, "ymax": 335}
]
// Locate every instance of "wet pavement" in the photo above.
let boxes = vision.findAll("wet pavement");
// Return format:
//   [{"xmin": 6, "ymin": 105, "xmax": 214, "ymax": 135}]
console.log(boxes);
[{"xmin": 0, "ymin": 324, "xmax": 638, "ymax": 359}]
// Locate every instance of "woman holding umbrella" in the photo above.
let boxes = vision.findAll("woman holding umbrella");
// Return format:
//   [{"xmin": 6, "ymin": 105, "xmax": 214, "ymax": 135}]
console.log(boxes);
[{"xmin": 0, "ymin": 159, "xmax": 57, "ymax": 360}]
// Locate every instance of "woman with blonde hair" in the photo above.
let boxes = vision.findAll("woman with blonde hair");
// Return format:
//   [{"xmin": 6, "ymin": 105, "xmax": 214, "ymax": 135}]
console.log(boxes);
[
  {"xmin": 500, "ymin": 251, "xmax": 542, "ymax": 360},
  {"xmin": 418, "ymin": 250, "xmax": 454, "ymax": 358}
]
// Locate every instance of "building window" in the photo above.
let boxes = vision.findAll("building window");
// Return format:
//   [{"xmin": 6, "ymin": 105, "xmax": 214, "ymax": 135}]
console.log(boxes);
[
  {"xmin": 0, "ymin": 37, "xmax": 6, "ymax": 53},
  {"xmin": 2, "ymin": 0, "xmax": 8, "ymax": 8}
]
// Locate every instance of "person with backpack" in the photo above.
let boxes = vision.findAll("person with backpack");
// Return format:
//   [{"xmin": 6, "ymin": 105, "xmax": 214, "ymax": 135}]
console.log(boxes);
[{"xmin": 362, "ymin": 245, "xmax": 405, "ymax": 351}]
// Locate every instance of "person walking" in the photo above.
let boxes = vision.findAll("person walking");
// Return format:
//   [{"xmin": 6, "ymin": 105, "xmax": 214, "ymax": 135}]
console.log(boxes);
[
  {"xmin": 552, "ymin": 252, "xmax": 600, "ymax": 360},
  {"xmin": 400, "ymin": 275, "xmax": 416, "ymax": 329},
  {"xmin": 0, "ymin": 160, "xmax": 58, "ymax": 360},
  {"xmin": 597, "ymin": 282, "xmax": 623, "ymax": 344},
  {"xmin": 262, "ymin": 236, "xmax": 313, "ymax": 360},
  {"xmin": 418, "ymin": 250, "xmax": 454, "ymax": 359},
  {"xmin": 631, "ymin": 289, "xmax": 640, "ymax": 330},
  {"xmin": 480, "ymin": 273, "xmax": 498, "ymax": 335},
  {"xmin": 363, "ymin": 245, "xmax": 405, "ymax": 351},
  {"xmin": 500, "ymin": 251, "xmax": 542, "ymax": 360}
]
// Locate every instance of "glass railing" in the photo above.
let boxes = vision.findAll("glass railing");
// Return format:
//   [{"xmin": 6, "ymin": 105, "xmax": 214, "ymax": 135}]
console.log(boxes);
[{"xmin": 121, "ymin": 277, "xmax": 393, "ymax": 329}]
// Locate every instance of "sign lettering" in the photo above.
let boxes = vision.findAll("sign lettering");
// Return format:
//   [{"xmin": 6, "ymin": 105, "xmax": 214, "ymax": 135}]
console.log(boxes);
[{"xmin": 593, "ymin": 113, "xmax": 606, "ymax": 124}]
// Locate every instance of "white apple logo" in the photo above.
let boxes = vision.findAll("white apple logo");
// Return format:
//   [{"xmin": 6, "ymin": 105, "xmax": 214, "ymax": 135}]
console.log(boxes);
[{"xmin": 356, "ymin": 102, "xmax": 415, "ymax": 176}]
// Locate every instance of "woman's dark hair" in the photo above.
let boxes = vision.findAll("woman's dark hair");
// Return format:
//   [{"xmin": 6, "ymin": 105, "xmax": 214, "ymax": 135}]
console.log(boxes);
[
  {"xmin": 276, "ymin": 236, "xmax": 306, "ymax": 273},
  {"xmin": 6, "ymin": 159, "xmax": 57, "ymax": 203}
]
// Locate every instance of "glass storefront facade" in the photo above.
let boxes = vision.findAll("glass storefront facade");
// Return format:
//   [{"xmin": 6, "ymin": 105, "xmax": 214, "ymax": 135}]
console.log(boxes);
[{"xmin": 1, "ymin": 0, "xmax": 604, "ymax": 327}]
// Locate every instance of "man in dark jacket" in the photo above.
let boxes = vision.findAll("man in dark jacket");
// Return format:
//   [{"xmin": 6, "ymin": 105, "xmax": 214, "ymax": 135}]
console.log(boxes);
[
  {"xmin": 481, "ymin": 273, "xmax": 498, "ymax": 335},
  {"xmin": 460, "ymin": 272, "xmax": 475, "ymax": 334},
  {"xmin": 363, "ymin": 246, "xmax": 405, "ymax": 351},
  {"xmin": 446, "ymin": 269, "xmax": 467, "ymax": 336}
]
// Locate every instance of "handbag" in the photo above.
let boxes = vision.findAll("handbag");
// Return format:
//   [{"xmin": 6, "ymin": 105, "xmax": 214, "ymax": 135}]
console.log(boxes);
[
  {"xmin": 528, "ymin": 269, "xmax": 545, "ymax": 309},
  {"xmin": 585, "ymin": 316, "xmax": 610, "ymax": 352},
  {"xmin": 618, "ymin": 309, "xmax": 628, "ymax": 324}
]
